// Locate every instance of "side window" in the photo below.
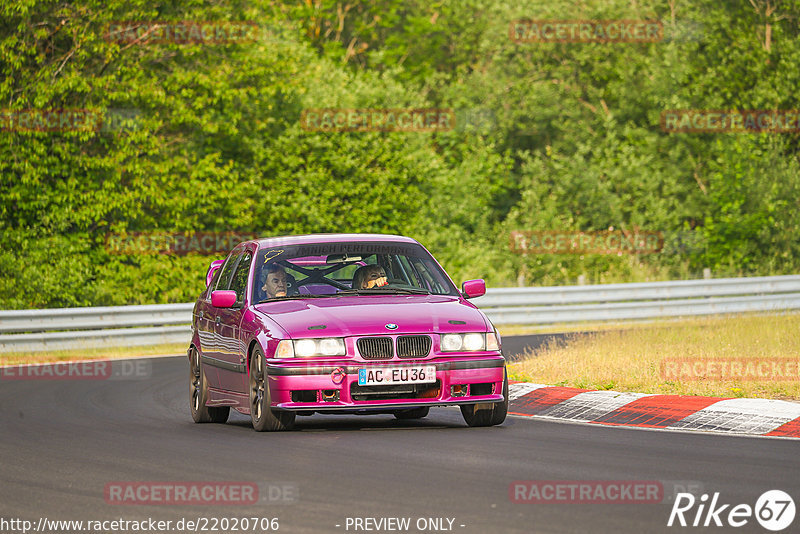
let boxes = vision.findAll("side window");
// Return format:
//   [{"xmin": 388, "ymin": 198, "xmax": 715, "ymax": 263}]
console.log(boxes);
[
  {"xmin": 215, "ymin": 249, "xmax": 243, "ymax": 291},
  {"xmin": 229, "ymin": 250, "xmax": 253, "ymax": 304}
]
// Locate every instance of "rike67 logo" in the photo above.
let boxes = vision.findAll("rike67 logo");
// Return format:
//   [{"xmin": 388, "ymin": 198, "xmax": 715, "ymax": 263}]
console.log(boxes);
[{"xmin": 668, "ymin": 490, "xmax": 795, "ymax": 531}]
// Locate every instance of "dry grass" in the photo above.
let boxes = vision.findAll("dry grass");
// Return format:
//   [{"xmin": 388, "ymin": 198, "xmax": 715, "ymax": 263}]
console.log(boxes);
[
  {"xmin": 0, "ymin": 343, "xmax": 186, "ymax": 366},
  {"xmin": 508, "ymin": 313, "xmax": 800, "ymax": 400}
]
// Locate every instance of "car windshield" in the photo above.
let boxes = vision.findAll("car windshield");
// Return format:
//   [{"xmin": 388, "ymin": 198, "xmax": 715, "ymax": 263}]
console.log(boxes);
[{"xmin": 252, "ymin": 241, "xmax": 459, "ymax": 302}]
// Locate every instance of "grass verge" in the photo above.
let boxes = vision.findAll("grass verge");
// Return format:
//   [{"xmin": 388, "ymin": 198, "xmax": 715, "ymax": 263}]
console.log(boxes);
[
  {"xmin": 508, "ymin": 312, "xmax": 800, "ymax": 400},
  {"xmin": 0, "ymin": 343, "xmax": 186, "ymax": 366}
]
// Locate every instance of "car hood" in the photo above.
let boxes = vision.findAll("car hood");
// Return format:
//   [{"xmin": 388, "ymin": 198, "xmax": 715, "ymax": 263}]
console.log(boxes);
[{"xmin": 253, "ymin": 295, "xmax": 489, "ymax": 338}]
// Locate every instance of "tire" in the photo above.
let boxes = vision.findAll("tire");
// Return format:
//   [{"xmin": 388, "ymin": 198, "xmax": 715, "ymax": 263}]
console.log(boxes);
[
  {"xmin": 460, "ymin": 368, "xmax": 508, "ymax": 427},
  {"xmin": 249, "ymin": 346, "xmax": 295, "ymax": 431},
  {"xmin": 393, "ymin": 407, "xmax": 430, "ymax": 420},
  {"xmin": 189, "ymin": 346, "xmax": 229, "ymax": 424}
]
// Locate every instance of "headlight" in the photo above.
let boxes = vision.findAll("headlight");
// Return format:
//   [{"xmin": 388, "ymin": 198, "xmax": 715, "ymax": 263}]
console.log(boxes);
[
  {"xmin": 293, "ymin": 338, "xmax": 346, "ymax": 357},
  {"xmin": 440, "ymin": 333, "xmax": 498, "ymax": 352},
  {"xmin": 319, "ymin": 338, "xmax": 344, "ymax": 356},
  {"xmin": 463, "ymin": 333, "xmax": 484, "ymax": 351},
  {"xmin": 441, "ymin": 334, "xmax": 464, "ymax": 351},
  {"xmin": 295, "ymin": 339, "xmax": 317, "ymax": 357}
]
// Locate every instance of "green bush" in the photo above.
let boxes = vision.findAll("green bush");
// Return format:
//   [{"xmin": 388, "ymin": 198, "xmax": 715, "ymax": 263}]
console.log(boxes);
[{"xmin": 2, "ymin": 0, "xmax": 799, "ymax": 308}]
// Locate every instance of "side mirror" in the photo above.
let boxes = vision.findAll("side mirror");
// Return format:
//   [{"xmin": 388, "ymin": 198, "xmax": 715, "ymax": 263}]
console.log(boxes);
[
  {"xmin": 211, "ymin": 290, "xmax": 237, "ymax": 308},
  {"xmin": 461, "ymin": 279, "xmax": 486, "ymax": 299},
  {"xmin": 206, "ymin": 259, "xmax": 225, "ymax": 287}
]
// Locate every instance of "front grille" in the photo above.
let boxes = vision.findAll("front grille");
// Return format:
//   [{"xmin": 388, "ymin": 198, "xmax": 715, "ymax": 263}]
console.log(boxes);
[
  {"xmin": 357, "ymin": 337, "xmax": 394, "ymax": 359},
  {"xmin": 396, "ymin": 335, "xmax": 431, "ymax": 358},
  {"xmin": 350, "ymin": 380, "xmax": 442, "ymax": 402}
]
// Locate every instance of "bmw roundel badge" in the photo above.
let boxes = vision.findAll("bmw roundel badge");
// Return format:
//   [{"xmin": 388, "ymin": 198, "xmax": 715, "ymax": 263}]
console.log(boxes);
[{"xmin": 385, "ymin": 323, "xmax": 398, "ymax": 330}]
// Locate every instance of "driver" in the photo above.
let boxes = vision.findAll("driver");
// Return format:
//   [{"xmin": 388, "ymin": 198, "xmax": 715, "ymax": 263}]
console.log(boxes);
[
  {"xmin": 352, "ymin": 264, "xmax": 388, "ymax": 289},
  {"xmin": 261, "ymin": 263, "xmax": 288, "ymax": 299}
]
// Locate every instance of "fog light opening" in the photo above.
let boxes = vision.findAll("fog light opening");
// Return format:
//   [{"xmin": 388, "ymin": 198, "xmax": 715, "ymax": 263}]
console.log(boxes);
[
  {"xmin": 291, "ymin": 390, "xmax": 317, "ymax": 403},
  {"xmin": 470, "ymin": 383, "xmax": 494, "ymax": 396},
  {"xmin": 451, "ymin": 384, "xmax": 467, "ymax": 397},
  {"xmin": 321, "ymin": 389, "xmax": 340, "ymax": 402}
]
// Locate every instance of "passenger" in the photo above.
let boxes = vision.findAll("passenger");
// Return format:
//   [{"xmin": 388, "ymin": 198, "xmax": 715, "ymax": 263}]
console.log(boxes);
[
  {"xmin": 261, "ymin": 263, "xmax": 288, "ymax": 299},
  {"xmin": 352, "ymin": 264, "xmax": 388, "ymax": 289}
]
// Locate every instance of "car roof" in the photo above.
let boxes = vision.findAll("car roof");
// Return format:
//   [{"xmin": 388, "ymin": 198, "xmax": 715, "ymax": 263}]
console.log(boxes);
[{"xmin": 252, "ymin": 233, "xmax": 419, "ymax": 249}]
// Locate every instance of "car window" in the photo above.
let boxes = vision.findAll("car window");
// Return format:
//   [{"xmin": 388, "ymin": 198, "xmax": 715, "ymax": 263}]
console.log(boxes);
[
  {"xmin": 288, "ymin": 259, "xmax": 366, "ymax": 286},
  {"xmin": 252, "ymin": 242, "xmax": 459, "ymax": 300},
  {"xmin": 319, "ymin": 262, "xmax": 364, "ymax": 282},
  {"xmin": 229, "ymin": 250, "xmax": 253, "ymax": 304},
  {"xmin": 215, "ymin": 249, "xmax": 243, "ymax": 291},
  {"xmin": 407, "ymin": 255, "xmax": 449, "ymax": 293}
]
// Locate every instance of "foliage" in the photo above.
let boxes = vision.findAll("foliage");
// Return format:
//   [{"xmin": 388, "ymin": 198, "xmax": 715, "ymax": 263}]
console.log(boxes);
[{"xmin": 1, "ymin": 0, "xmax": 799, "ymax": 308}]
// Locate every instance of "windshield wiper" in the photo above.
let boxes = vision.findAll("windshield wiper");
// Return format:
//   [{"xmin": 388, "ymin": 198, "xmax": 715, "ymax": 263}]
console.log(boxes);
[
  {"xmin": 256, "ymin": 294, "xmax": 338, "ymax": 304},
  {"xmin": 336, "ymin": 288, "xmax": 431, "ymax": 296}
]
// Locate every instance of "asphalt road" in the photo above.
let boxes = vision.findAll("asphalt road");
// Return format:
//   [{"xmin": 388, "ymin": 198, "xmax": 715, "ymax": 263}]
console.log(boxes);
[
  {"xmin": 1, "ymin": 355, "xmax": 798, "ymax": 534},
  {"xmin": 501, "ymin": 331, "xmax": 626, "ymax": 361},
  {"xmin": 501, "ymin": 333, "xmax": 579, "ymax": 361}
]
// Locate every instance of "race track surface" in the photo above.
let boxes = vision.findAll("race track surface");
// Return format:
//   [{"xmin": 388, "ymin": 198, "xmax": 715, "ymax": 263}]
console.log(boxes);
[{"xmin": 1, "ymin": 356, "xmax": 797, "ymax": 534}]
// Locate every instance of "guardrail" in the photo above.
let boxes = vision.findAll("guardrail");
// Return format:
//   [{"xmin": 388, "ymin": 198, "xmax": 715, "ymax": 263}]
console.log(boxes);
[
  {"xmin": 472, "ymin": 275, "xmax": 800, "ymax": 324},
  {"xmin": 1, "ymin": 275, "xmax": 799, "ymax": 353}
]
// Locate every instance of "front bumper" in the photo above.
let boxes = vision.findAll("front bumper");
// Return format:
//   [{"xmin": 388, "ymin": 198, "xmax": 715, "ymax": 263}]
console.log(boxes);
[{"xmin": 266, "ymin": 355, "xmax": 505, "ymax": 411}]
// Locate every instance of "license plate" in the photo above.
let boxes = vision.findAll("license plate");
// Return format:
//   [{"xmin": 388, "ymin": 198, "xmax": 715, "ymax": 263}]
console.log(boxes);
[{"xmin": 358, "ymin": 366, "xmax": 436, "ymax": 386}]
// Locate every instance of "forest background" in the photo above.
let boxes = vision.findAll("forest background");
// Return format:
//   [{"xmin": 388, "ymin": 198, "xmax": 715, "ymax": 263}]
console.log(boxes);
[{"xmin": 2, "ymin": 0, "xmax": 799, "ymax": 309}]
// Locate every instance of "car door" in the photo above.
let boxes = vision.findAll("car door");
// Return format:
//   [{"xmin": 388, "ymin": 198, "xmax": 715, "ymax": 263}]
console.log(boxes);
[
  {"xmin": 204, "ymin": 248, "xmax": 243, "ymax": 389},
  {"xmin": 195, "ymin": 260, "xmax": 224, "ymax": 366},
  {"xmin": 214, "ymin": 246, "xmax": 253, "ymax": 393}
]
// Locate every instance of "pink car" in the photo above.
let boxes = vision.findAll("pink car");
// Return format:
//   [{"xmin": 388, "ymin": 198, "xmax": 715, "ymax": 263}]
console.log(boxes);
[{"xmin": 188, "ymin": 234, "xmax": 507, "ymax": 431}]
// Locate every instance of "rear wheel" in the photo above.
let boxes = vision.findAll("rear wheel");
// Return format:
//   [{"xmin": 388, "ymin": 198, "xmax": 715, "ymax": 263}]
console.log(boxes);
[
  {"xmin": 189, "ymin": 346, "xmax": 229, "ymax": 424},
  {"xmin": 249, "ymin": 347, "xmax": 295, "ymax": 431},
  {"xmin": 393, "ymin": 407, "xmax": 430, "ymax": 420},
  {"xmin": 460, "ymin": 368, "xmax": 508, "ymax": 427}
]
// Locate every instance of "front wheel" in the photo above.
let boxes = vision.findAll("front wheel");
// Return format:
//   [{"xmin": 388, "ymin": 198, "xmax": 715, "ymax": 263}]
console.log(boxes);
[
  {"xmin": 249, "ymin": 347, "xmax": 295, "ymax": 432},
  {"xmin": 189, "ymin": 346, "xmax": 229, "ymax": 424},
  {"xmin": 460, "ymin": 368, "xmax": 508, "ymax": 427}
]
